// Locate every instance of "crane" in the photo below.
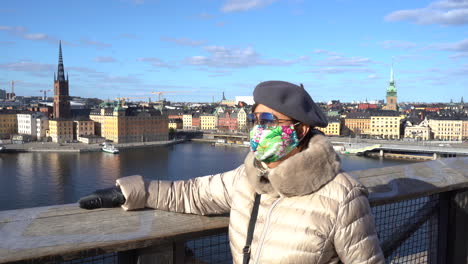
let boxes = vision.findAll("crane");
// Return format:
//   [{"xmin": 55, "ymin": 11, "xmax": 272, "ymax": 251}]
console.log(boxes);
[
  {"xmin": 150, "ymin": 91, "xmax": 193, "ymax": 101},
  {"xmin": 39, "ymin": 90, "xmax": 52, "ymax": 101}
]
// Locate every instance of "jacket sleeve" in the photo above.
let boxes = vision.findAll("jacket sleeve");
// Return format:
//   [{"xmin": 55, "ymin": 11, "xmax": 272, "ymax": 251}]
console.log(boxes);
[
  {"xmin": 333, "ymin": 186, "xmax": 385, "ymax": 264},
  {"xmin": 115, "ymin": 165, "xmax": 244, "ymax": 215}
]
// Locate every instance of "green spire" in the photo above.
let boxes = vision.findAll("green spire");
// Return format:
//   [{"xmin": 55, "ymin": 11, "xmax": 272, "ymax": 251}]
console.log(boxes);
[{"xmin": 386, "ymin": 63, "xmax": 397, "ymax": 97}]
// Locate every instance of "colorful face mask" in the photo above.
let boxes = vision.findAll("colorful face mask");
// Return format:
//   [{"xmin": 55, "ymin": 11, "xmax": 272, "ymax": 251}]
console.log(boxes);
[{"xmin": 249, "ymin": 124, "xmax": 300, "ymax": 163}]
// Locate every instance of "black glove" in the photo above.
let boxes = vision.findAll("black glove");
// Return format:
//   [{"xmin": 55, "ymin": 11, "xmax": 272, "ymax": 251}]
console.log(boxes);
[{"xmin": 78, "ymin": 186, "xmax": 126, "ymax": 209}]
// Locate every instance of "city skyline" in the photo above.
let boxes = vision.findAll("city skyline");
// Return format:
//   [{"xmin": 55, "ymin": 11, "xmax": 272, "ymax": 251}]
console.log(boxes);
[{"xmin": 0, "ymin": 0, "xmax": 467, "ymax": 103}]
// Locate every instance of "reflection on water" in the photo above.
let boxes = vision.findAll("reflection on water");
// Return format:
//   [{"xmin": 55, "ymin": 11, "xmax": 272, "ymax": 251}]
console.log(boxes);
[{"xmin": 0, "ymin": 142, "xmax": 413, "ymax": 211}]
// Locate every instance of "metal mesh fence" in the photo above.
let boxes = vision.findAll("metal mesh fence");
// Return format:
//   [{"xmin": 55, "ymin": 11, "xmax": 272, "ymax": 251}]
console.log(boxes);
[
  {"xmin": 184, "ymin": 232, "xmax": 232, "ymax": 264},
  {"xmin": 372, "ymin": 194, "xmax": 439, "ymax": 264},
  {"xmin": 53, "ymin": 195, "xmax": 440, "ymax": 264},
  {"xmin": 60, "ymin": 253, "xmax": 117, "ymax": 264}
]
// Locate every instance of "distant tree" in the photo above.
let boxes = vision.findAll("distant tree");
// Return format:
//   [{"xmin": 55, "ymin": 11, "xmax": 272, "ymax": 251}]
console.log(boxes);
[
  {"xmin": 169, "ymin": 128, "xmax": 176, "ymax": 140},
  {"xmin": 85, "ymin": 98, "xmax": 104, "ymax": 107}
]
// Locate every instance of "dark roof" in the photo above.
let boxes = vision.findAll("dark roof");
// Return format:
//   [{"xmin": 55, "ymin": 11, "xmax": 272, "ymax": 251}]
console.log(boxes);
[
  {"xmin": 345, "ymin": 112, "xmax": 370, "ymax": 119},
  {"xmin": 369, "ymin": 110, "xmax": 399, "ymax": 117}
]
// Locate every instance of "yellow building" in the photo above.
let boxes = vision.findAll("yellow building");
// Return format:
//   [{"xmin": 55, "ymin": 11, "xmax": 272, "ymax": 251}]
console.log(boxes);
[
  {"xmin": 463, "ymin": 119, "xmax": 468, "ymax": 141},
  {"xmin": 344, "ymin": 112, "xmax": 371, "ymax": 137},
  {"xmin": 74, "ymin": 119, "xmax": 95, "ymax": 137},
  {"xmin": 428, "ymin": 117, "xmax": 463, "ymax": 141},
  {"xmin": 90, "ymin": 106, "xmax": 168, "ymax": 143},
  {"xmin": 370, "ymin": 111, "xmax": 401, "ymax": 139},
  {"xmin": 200, "ymin": 114, "xmax": 217, "ymax": 130},
  {"xmin": 48, "ymin": 119, "xmax": 73, "ymax": 143},
  {"xmin": 168, "ymin": 119, "xmax": 183, "ymax": 130},
  {"xmin": 317, "ymin": 118, "xmax": 341, "ymax": 136},
  {"xmin": 0, "ymin": 110, "xmax": 18, "ymax": 139}
]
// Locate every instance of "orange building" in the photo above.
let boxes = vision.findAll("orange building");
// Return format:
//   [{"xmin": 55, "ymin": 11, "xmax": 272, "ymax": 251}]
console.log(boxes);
[{"xmin": 344, "ymin": 112, "xmax": 371, "ymax": 137}]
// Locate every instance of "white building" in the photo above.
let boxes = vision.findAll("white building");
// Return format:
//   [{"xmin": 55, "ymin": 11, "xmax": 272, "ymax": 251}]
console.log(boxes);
[
  {"xmin": 17, "ymin": 112, "xmax": 47, "ymax": 140},
  {"xmin": 36, "ymin": 115, "xmax": 49, "ymax": 140},
  {"xmin": 182, "ymin": 114, "xmax": 193, "ymax": 130},
  {"xmin": 235, "ymin": 96, "xmax": 255, "ymax": 105}
]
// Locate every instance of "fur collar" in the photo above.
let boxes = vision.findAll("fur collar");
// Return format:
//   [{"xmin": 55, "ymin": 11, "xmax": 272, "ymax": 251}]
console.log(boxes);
[{"xmin": 244, "ymin": 134, "xmax": 341, "ymax": 197}]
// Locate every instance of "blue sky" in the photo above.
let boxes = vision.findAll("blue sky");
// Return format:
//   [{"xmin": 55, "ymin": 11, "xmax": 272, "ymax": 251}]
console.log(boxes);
[{"xmin": 0, "ymin": 0, "xmax": 467, "ymax": 103}]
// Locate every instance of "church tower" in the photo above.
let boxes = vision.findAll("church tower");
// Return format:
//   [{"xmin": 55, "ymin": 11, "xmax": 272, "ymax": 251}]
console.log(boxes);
[
  {"xmin": 385, "ymin": 64, "xmax": 398, "ymax": 111},
  {"xmin": 53, "ymin": 41, "xmax": 71, "ymax": 119}
]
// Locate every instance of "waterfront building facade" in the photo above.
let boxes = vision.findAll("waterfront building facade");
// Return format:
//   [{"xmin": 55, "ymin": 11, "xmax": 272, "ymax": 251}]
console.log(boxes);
[
  {"xmin": 168, "ymin": 118, "xmax": 183, "ymax": 130},
  {"xmin": 182, "ymin": 114, "xmax": 193, "ymax": 130},
  {"xmin": 90, "ymin": 106, "xmax": 168, "ymax": 143},
  {"xmin": 48, "ymin": 119, "xmax": 73, "ymax": 143},
  {"xmin": 344, "ymin": 112, "xmax": 371, "ymax": 137},
  {"xmin": 36, "ymin": 115, "xmax": 49, "ymax": 141},
  {"xmin": 0, "ymin": 110, "xmax": 18, "ymax": 139},
  {"xmin": 404, "ymin": 118, "xmax": 431, "ymax": 141},
  {"xmin": 182, "ymin": 113, "xmax": 201, "ymax": 130},
  {"xmin": 17, "ymin": 112, "xmax": 46, "ymax": 140},
  {"xmin": 317, "ymin": 117, "xmax": 341, "ymax": 136},
  {"xmin": 200, "ymin": 114, "xmax": 217, "ymax": 131},
  {"xmin": 237, "ymin": 108, "xmax": 247, "ymax": 131},
  {"xmin": 370, "ymin": 111, "xmax": 401, "ymax": 139},
  {"xmin": 217, "ymin": 111, "xmax": 238, "ymax": 132},
  {"xmin": 463, "ymin": 119, "xmax": 468, "ymax": 141},
  {"xmin": 428, "ymin": 117, "xmax": 463, "ymax": 141},
  {"xmin": 74, "ymin": 119, "xmax": 95, "ymax": 138}
]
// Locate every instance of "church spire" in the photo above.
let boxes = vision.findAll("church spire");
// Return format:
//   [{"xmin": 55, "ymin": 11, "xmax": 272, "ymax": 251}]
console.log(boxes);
[
  {"xmin": 386, "ymin": 63, "xmax": 397, "ymax": 96},
  {"xmin": 390, "ymin": 63, "xmax": 394, "ymax": 84},
  {"xmin": 57, "ymin": 40, "xmax": 66, "ymax": 82}
]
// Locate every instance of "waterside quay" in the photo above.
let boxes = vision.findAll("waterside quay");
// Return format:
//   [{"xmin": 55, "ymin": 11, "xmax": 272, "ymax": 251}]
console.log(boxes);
[{"xmin": 0, "ymin": 157, "xmax": 467, "ymax": 264}]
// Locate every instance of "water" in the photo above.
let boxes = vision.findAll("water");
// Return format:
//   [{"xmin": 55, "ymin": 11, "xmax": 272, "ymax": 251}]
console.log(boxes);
[{"xmin": 0, "ymin": 142, "xmax": 413, "ymax": 211}]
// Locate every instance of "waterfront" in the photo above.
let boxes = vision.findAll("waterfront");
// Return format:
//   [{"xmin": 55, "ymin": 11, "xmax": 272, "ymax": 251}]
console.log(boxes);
[{"xmin": 0, "ymin": 142, "xmax": 415, "ymax": 211}]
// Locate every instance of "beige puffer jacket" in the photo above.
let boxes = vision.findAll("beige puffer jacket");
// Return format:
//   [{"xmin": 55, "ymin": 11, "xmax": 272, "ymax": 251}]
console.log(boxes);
[{"xmin": 116, "ymin": 135, "xmax": 384, "ymax": 263}]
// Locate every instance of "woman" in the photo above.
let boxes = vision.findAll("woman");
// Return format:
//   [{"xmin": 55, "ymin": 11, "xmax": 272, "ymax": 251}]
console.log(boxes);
[{"xmin": 79, "ymin": 81, "xmax": 384, "ymax": 263}]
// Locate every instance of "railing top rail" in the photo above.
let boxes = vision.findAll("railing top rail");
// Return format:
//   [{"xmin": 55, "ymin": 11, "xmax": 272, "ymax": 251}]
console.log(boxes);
[
  {"xmin": 0, "ymin": 157, "xmax": 467, "ymax": 263},
  {"xmin": 348, "ymin": 157, "xmax": 468, "ymax": 205},
  {"xmin": 0, "ymin": 205, "xmax": 228, "ymax": 263}
]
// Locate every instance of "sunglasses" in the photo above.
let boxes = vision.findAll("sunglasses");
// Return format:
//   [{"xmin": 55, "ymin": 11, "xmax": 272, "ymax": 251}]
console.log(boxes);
[{"xmin": 247, "ymin": 112, "xmax": 295, "ymax": 127}]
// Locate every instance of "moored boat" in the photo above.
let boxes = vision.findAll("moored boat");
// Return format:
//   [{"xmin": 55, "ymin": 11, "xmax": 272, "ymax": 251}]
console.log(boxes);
[{"xmin": 102, "ymin": 143, "xmax": 119, "ymax": 154}]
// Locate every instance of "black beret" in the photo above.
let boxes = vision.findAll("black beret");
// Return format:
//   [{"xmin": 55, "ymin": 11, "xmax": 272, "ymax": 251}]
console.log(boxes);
[{"xmin": 253, "ymin": 80, "xmax": 328, "ymax": 128}]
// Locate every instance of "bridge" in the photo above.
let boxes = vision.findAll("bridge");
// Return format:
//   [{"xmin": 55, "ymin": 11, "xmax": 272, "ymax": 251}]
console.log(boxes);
[
  {"xmin": 1, "ymin": 157, "xmax": 467, "ymax": 264},
  {"xmin": 331, "ymin": 139, "xmax": 468, "ymax": 158}
]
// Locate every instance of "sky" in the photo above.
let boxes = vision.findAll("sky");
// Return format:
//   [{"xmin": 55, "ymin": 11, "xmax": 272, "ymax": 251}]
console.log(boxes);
[{"xmin": 0, "ymin": 0, "xmax": 467, "ymax": 103}]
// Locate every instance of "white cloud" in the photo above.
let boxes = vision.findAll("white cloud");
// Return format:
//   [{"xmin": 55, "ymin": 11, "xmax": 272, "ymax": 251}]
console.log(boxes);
[
  {"xmin": 185, "ymin": 45, "xmax": 307, "ymax": 68},
  {"xmin": 380, "ymin": 40, "xmax": 418, "ymax": 49},
  {"xmin": 313, "ymin": 49, "xmax": 338, "ymax": 56},
  {"xmin": 314, "ymin": 55, "xmax": 372, "ymax": 67},
  {"xmin": 432, "ymin": 38, "xmax": 468, "ymax": 52},
  {"xmin": 367, "ymin": 74, "xmax": 380, "ymax": 79},
  {"xmin": 197, "ymin": 12, "xmax": 215, "ymax": 20},
  {"xmin": 160, "ymin": 36, "xmax": 206, "ymax": 47},
  {"xmin": 119, "ymin": 33, "xmax": 138, "ymax": 39},
  {"xmin": 0, "ymin": 61, "xmax": 54, "ymax": 73},
  {"xmin": 93, "ymin": 56, "xmax": 117, "ymax": 63},
  {"xmin": 385, "ymin": 0, "xmax": 468, "ymax": 26},
  {"xmin": 80, "ymin": 38, "xmax": 112, "ymax": 49},
  {"xmin": 137, "ymin": 57, "xmax": 175, "ymax": 68},
  {"xmin": 305, "ymin": 67, "xmax": 374, "ymax": 74},
  {"xmin": 450, "ymin": 52, "xmax": 468, "ymax": 59},
  {"xmin": 23, "ymin": 33, "xmax": 49, "ymax": 40},
  {"xmin": 221, "ymin": 0, "xmax": 277, "ymax": 12}
]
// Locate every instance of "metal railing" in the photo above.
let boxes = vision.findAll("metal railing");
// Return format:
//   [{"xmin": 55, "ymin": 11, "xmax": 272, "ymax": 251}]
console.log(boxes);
[{"xmin": 1, "ymin": 157, "xmax": 467, "ymax": 264}]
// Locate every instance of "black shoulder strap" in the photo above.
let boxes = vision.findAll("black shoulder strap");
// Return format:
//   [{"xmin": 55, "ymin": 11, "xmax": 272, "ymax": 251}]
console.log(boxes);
[{"xmin": 243, "ymin": 193, "xmax": 261, "ymax": 264}]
